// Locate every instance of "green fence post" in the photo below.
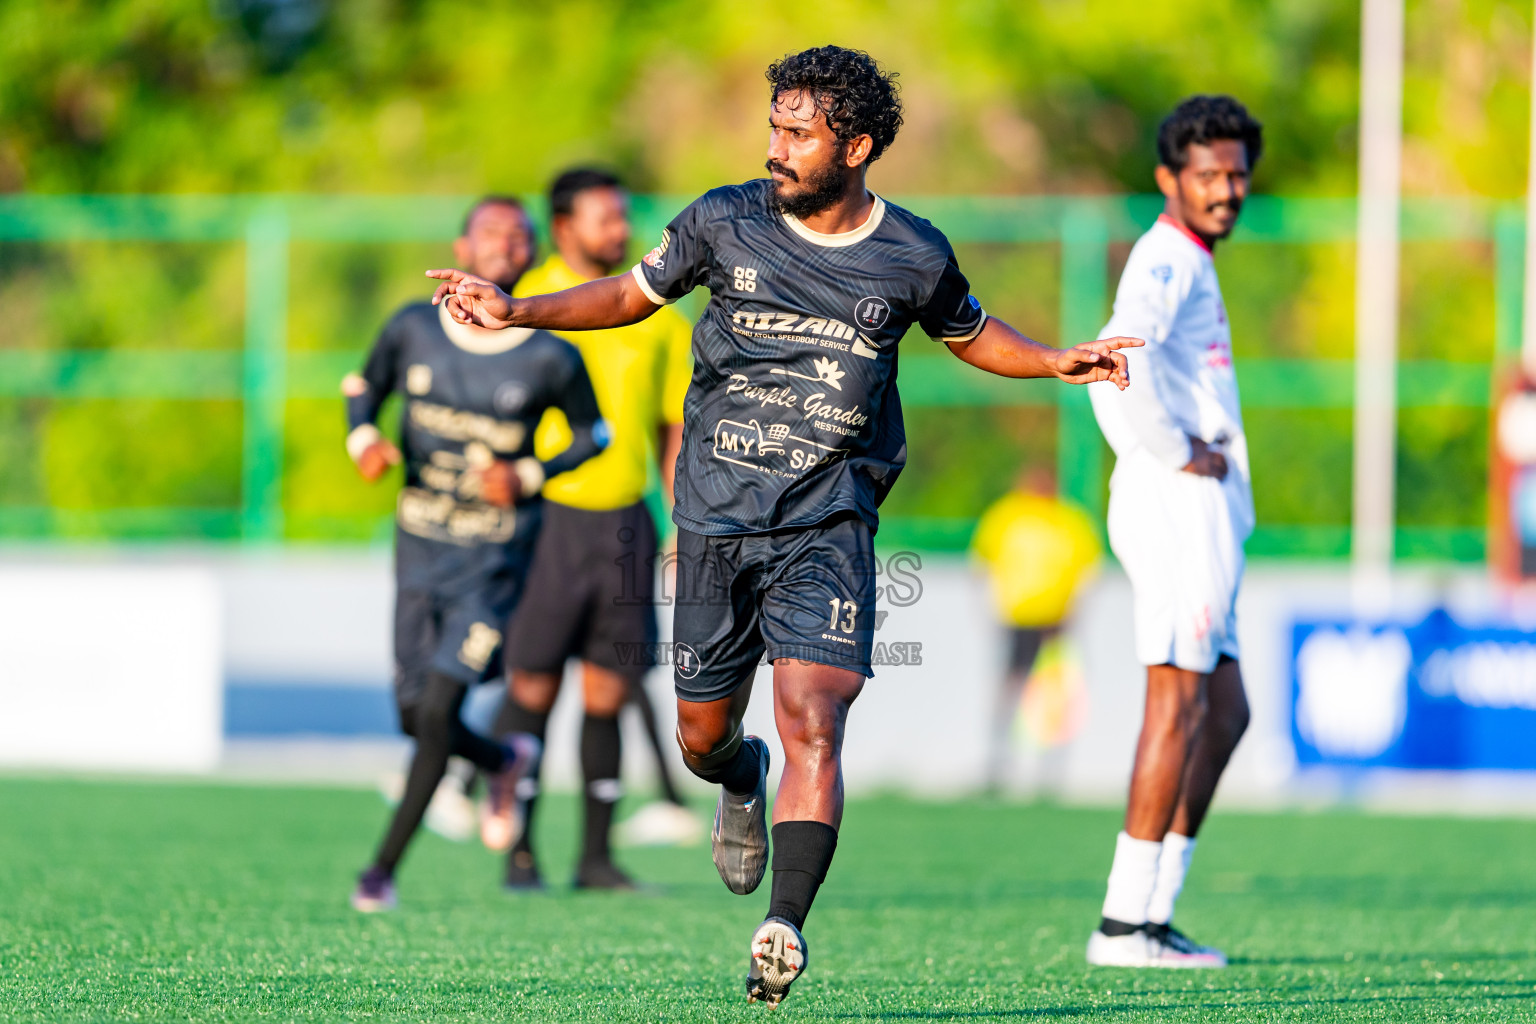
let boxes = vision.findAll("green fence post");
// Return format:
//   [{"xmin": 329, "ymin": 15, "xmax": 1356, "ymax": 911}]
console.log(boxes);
[
  {"xmin": 1057, "ymin": 202, "xmax": 1109, "ymax": 517},
  {"xmin": 1494, "ymin": 203, "xmax": 1524, "ymax": 362},
  {"xmin": 242, "ymin": 201, "xmax": 288, "ymax": 541}
]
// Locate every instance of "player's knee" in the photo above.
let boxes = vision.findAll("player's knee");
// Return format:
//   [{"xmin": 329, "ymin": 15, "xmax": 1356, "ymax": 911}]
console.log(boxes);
[
  {"xmin": 581, "ymin": 667, "xmax": 631, "ymax": 717},
  {"xmin": 779, "ymin": 702, "xmax": 845, "ymax": 764},
  {"xmin": 676, "ymin": 716, "xmax": 739, "ymax": 770},
  {"xmin": 1216, "ymin": 692, "xmax": 1251, "ymax": 745},
  {"xmin": 510, "ymin": 671, "xmax": 559, "ymax": 714}
]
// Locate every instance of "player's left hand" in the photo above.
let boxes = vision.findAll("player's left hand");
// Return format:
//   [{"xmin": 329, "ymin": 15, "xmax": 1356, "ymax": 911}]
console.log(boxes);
[
  {"xmin": 1053, "ymin": 336, "xmax": 1143, "ymax": 389},
  {"xmin": 477, "ymin": 460, "xmax": 521, "ymax": 507}
]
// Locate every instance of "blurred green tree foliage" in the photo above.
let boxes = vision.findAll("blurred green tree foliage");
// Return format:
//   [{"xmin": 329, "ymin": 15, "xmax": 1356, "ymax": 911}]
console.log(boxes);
[{"xmin": 0, "ymin": 0, "xmax": 1527, "ymax": 549}]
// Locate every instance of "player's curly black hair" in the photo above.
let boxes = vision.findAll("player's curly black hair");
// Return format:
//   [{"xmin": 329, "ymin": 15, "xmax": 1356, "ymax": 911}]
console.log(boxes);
[
  {"xmin": 766, "ymin": 46, "xmax": 903, "ymax": 163},
  {"xmin": 1156, "ymin": 95, "xmax": 1264, "ymax": 171}
]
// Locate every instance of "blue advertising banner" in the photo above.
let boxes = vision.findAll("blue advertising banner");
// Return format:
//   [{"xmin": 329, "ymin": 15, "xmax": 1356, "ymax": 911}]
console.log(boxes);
[{"xmin": 1291, "ymin": 610, "xmax": 1536, "ymax": 771}]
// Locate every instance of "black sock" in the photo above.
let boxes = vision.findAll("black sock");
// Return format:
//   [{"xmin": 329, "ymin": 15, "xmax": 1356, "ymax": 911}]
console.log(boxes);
[
  {"xmin": 766, "ymin": 821, "xmax": 838, "ymax": 930},
  {"xmin": 1099, "ymin": 917, "xmax": 1143, "ymax": 937},
  {"xmin": 449, "ymin": 716, "xmax": 511, "ymax": 773},
  {"xmin": 580, "ymin": 713, "xmax": 623, "ymax": 865},
  {"xmin": 373, "ymin": 672, "xmax": 468, "ymax": 875},
  {"xmin": 497, "ymin": 699, "xmax": 549, "ymax": 863},
  {"xmin": 689, "ymin": 736, "xmax": 761, "ymax": 796}
]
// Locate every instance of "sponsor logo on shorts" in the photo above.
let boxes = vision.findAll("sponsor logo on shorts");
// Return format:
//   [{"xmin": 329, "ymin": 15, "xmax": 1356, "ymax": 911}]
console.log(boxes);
[
  {"xmin": 457, "ymin": 621, "xmax": 502, "ymax": 673},
  {"xmin": 673, "ymin": 642, "xmax": 702, "ymax": 680}
]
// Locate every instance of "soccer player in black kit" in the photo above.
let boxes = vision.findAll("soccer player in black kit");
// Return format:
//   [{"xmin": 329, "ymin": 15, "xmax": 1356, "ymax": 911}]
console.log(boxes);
[
  {"xmin": 345, "ymin": 195, "xmax": 607, "ymax": 912},
  {"xmin": 427, "ymin": 49, "xmax": 1141, "ymax": 1004}
]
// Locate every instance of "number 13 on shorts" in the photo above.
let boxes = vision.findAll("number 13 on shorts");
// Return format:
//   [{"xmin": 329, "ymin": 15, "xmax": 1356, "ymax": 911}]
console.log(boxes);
[{"xmin": 828, "ymin": 598, "xmax": 858, "ymax": 634}]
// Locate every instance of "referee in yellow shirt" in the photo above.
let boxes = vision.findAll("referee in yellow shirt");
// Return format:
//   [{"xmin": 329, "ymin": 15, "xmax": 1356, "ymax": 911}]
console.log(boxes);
[
  {"xmin": 971, "ymin": 466, "xmax": 1101, "ymax": 790},
  {"xmin": 497, "ymin": 169, "xmax": 694, "ymax": 890}
]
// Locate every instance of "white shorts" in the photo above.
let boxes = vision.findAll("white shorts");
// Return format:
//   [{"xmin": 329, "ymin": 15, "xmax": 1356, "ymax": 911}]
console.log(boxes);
[{"xmin": 1107, "ymin": 452, "xmax": 1246, "ymax": 673}]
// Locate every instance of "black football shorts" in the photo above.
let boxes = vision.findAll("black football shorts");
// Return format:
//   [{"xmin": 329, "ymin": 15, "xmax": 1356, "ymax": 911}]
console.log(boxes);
[
  {"xmin": 672, "ymin": 512, "xmax": 878, "ymax": 703},
  {"xmin": 393, "ymin": 526, "xmax": 534, "ymax": 711},
  {"xmin": 506, "ymin": 500, "xmax": 660, "ymax": 677}
]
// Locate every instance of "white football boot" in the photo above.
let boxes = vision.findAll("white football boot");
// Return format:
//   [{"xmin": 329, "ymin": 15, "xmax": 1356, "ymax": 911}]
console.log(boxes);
[
  {"xmin": 1085, "ymin": 927, "xmax": 1156, "ymax": 967},
  {"xmin": 1147, "ymin": 923, "xmax": 1228, "ymax": 968},
  {"xmin": 746, "ymin": 917, "xmax": 807, "ymax": 1007}
]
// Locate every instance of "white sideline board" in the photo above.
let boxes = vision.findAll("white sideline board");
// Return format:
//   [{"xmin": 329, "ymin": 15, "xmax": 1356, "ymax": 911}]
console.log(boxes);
[{"xmin": 0, "ymin": 566, "xmax": 222, "ymax": 772}]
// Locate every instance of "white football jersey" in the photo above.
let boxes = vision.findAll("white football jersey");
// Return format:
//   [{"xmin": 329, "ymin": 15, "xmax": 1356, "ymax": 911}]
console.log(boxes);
[{"xmin": 1089, "ymin": 215, "xmax": 1253, "ymax": 537}]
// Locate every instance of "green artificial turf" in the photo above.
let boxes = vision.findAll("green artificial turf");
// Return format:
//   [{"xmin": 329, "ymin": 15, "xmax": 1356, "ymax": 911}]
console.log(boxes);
[{"xmin": 1, "ymin": 777, "xmax": 1533, "ymax": 1021}]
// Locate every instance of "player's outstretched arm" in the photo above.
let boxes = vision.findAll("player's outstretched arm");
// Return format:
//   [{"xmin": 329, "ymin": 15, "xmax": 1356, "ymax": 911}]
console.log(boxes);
[
  {"xmin": 945, "ymin": 318, "xmax": 1143, "ymax": 390},
  {"xmin": 425, "ymin": 269, "xmax": 659, "ymax": 332}
]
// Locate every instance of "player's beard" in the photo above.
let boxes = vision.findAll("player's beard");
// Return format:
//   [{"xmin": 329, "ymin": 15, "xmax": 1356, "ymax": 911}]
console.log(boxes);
[{"xmin": 766, "ymin": 158, "xmax": 848, "ymax": 220}]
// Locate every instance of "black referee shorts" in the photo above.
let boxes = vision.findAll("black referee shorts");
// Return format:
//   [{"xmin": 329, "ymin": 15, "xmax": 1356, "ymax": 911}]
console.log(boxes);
[
  {"xmin": 506, "ymin": 500, "xmax": 660, "ymax": 678},
  {"xmin": 672, "ymin": 512, "xmax": 878, "ymax": 703}
]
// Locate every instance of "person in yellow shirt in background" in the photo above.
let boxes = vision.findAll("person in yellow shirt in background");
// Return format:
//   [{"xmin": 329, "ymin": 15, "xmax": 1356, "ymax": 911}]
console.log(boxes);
[
  {"xmin": 493, "ymin": 169, "xmax": 695, "ymax": 890},
  {"xmin": 971, "ymin": 465, "xmax": 1102, "ymax": 792}
]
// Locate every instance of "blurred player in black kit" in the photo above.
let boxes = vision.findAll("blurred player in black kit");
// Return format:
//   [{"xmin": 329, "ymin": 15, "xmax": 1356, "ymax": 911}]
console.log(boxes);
[
  {"xmin": 345, "ymin": 196, "xmax": 608, "ymax": 912},
  {"xmin": 492, "ymin": 168, "xmax": 697, "ymax": 892},
  {"xmin": 426, "ymin": 49, "xmax": 1139, "ymax": 1005}
]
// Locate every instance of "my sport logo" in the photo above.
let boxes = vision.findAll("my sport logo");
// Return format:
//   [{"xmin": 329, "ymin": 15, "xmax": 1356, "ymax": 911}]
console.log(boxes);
[{"xmin": 712, "ymin": 418, "xmax": 846, "ymax": 475}]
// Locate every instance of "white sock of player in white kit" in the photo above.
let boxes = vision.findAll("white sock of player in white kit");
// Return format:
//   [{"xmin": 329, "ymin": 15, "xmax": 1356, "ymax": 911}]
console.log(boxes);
[
  {"xmin": 1145, "ymin": 832, "xmax": 1195, "ymax": 926},
  {"xmin": 1100, "ymin": 831, "xmax": 1162, "ymax": 927}
]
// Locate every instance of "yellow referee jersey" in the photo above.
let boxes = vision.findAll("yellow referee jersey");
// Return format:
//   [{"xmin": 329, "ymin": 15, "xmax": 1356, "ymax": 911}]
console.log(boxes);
[
  {"xmin": 516, "ymin": 255, "xmax": 693, "ymax": 510},
  {"xmin": 971, "ymin": 491, "xmax": 1101, "ymax": 628}
]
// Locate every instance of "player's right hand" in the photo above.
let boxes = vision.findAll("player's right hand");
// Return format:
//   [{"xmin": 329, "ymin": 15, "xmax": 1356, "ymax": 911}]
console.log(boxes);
[
  {"xmin": 356, "ymin": 439, "xmax": 402, "ymax": 482},
  {"xmin": 1182, "ymin": 437, "xmax": 1228, "ymax": 480},
  {"xmin": 426, "ymin": 268, "xmax": 516, "ymax": 329}
]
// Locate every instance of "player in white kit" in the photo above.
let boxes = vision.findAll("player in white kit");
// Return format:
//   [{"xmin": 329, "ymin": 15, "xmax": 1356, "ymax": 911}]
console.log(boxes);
[{"xmin": 1084, "ymin": 95, "xmax": 1263, "ymax": 968}]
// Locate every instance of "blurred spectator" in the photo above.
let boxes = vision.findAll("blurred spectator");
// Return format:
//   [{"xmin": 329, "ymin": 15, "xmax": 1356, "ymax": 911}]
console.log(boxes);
[{"xmin": 970, "ymin": 466, "xmax": 1100, "ymax": 790}]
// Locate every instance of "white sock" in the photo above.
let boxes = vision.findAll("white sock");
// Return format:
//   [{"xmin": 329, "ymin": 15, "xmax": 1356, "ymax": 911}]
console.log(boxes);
[
  {"xmin": 1145, "ymin": 832, "xmax": 1196, "ymax": 926},
  {"xmin": 1099, "ymin": 831, "xmax": 1163, "ymax": 926}
]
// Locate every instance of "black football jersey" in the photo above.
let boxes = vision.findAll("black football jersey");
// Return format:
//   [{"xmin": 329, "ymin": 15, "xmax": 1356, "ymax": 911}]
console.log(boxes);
[
  {"xmin": 346, "ymin": 302, "xmax": 604, "ymax": 548},
  {"xmin": 632, "ymin": 180, "xmax": 986, "ymax": 536}
]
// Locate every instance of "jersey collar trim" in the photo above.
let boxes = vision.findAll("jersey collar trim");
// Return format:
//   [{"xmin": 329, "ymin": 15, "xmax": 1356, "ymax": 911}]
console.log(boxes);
[
  {"xmin": 1157, "ymin": 213, "xmax": 1213, "ymax": 256},
  {"xmin": 781, "ymin": 194, "xmax": 886, "ymax": 248},
  {"xmin": 437, "ymin": 302, "xmax": 534, "ymax": 354}
]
